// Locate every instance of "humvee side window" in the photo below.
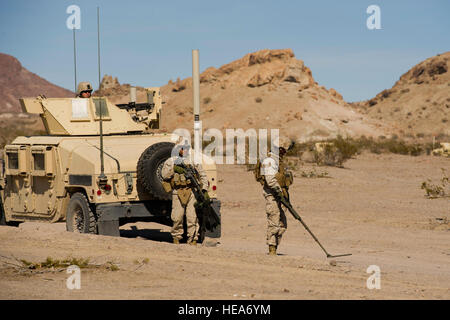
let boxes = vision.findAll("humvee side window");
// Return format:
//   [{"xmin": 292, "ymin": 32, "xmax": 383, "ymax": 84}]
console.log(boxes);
[
  {"xmin": 7, "ymin": 153, "xmax": 18, "ymax": 169},
  {"xmin": 71, "ymin": 99, "xmax": 90, "ymax": 120},
  {"xmin": 33, "ymin": 153, "xmax": 45, "ymax": 171},
  {"xmin": 93, "ymin": 98, "xmax": 110, "ymax": 119}
]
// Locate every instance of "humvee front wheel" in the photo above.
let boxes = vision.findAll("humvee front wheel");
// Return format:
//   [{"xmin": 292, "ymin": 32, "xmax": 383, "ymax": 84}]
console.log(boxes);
[{"xmin": 66, "ymin": 193, "xmax": 97, "ymax": 234}]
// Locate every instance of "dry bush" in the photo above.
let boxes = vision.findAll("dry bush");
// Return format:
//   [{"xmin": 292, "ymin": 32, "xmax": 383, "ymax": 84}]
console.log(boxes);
[
  {"xmin": 203, "ymin": 97, "xmax": 212, "ymax": 104},
  {"xmin": 286, "ymin": 135, "xmax": 439, "ymax": 167},
  {"xmin": 421, "ymin": 169, "xmax": 449, "ymax": 198},
  {"xmin": 315, "ymin": 143, "xmax": 344, "ymax": 167},
  {"xmin": 300, "ymin": 167, "xmax": 330, "ymax": 178},
  {"xmin": 416, "ymin": 133, "xmax": 425, "ymax": 138},
  {"xmin": 19, "ymin": 256, "xmax": 120, "ymax": 271}
]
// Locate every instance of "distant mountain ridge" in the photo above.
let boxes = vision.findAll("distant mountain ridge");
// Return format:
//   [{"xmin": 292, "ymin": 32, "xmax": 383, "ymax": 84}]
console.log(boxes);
[
  {"xmin": 352, "ymin": 51, "xmax": 450, "ymax": 137},
  {"xmin": 99, "ymin": 48, "xmax": 388, "ymax": 141},
  {"xmin": 0, "ymin": 52, "xmax": 74, "ymax": 113},
  {"xmin": 2, "ymin": 50, "xmax": 448, "ymax": 141}
]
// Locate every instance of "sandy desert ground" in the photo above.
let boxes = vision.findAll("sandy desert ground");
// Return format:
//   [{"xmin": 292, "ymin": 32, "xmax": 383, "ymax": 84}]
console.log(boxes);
[{"xmin": 0, "ymin": 153, "xmax": 449, "ymax": 300}]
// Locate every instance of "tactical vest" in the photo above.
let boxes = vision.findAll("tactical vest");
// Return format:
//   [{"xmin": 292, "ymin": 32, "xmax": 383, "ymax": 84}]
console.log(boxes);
[
  {"xmin": 255, "ymin": 157, "xmax": 293, "ymax": 197},
  {"xmin": 170, "ymin": 173, "xmax": 192, "ymax": 205}
]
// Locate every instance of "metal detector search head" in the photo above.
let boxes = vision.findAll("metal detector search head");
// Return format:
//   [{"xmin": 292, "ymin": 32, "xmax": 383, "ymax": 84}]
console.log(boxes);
[{"xmin": 326, "ymin": 253, "xmax": 352, "ymax": 259}]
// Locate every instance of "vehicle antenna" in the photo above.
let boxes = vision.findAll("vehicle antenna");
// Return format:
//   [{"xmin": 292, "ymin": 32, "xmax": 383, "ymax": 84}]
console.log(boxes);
[
  {"xmin": 72, "ymin": 27, "xmax": 77, "ymax": 93},
  {"xmin": 97, "ymin": 6, "xmax": 106, "ymax": 183}
]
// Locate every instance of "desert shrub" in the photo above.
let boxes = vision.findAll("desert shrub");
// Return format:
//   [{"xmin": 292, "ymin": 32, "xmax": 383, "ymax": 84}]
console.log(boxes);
[
  {"xmin": 255, "ymin": 133, "xmax": 441, "ymax": 171},
  {"xmin": 21, "ymin": 257, "xmax": 90, "ymax": 269},
  {"xmin": 330, "ymin": 135, "xmax": 359, "ymax": 161},
  {"xmin": 421, "ymin": 169, "xmax": 449, "ymax": 198},
  {"xmin": 315, "ymin": 143, "xmax": 344, "ymax": 167},
  {"xmin": 19, "ymin": 256, "xmax": 120, "ymax": 271},
  {"xmin": 385, "ymin": 140, "xmax": 410, "ymax": 154},
  {"xmin": 203, "ymin": 97, "xmax": 212, "ymax": 104},
  {"xmin": 300, "ymin": 167, "xmax": 330, "ymax": 178},
  {"xmin": 409, "ymin": 145, "xmax": 423, "ymax": 156}
]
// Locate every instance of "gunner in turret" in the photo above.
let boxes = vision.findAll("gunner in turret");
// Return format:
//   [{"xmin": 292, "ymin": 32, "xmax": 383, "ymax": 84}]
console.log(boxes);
[{"xmin": 76, "ymin": 81, "xmax": 93, "ymax": 98}]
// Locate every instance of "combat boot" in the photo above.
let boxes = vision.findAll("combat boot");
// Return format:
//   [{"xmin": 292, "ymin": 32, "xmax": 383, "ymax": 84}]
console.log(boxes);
[
  {"xmin": 268, "ymin": 245, "xmax": 277, "ymax": 256},
  {"xmin": 173, "ymin": 238, "xmax": 180, "ymax": 244}
]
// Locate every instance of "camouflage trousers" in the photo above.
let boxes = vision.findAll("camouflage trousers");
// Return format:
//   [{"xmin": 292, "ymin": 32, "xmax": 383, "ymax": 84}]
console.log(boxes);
[
  {"xmin": 171, "ymin": 191, "xmax": 199, "ymax": 243},
  {"xmin": 265, "ymin": 194, "xmax": 287, "ymax": 246}
]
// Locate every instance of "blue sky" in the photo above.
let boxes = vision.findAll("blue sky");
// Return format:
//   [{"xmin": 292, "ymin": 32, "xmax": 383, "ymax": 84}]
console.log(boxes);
[{"xmin": 0, "ymin": 0, "xmax": 448, "ymax": 101}]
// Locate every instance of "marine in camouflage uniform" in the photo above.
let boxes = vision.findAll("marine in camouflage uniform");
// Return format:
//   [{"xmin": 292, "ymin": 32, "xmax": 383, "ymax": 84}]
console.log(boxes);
[
  {"xmin": 161, "ymin": 141, "xmax": 208, "ymax": 245},
  {"xmin": 261, "ymin": 139, "xmax": 293, "ymax": 255}
]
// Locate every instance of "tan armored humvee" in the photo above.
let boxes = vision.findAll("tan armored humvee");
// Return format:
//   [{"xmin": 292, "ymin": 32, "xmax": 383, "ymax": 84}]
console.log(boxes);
[{"xmin": 0, "ymin": 88, "xmax": 221, "ymax": 239}]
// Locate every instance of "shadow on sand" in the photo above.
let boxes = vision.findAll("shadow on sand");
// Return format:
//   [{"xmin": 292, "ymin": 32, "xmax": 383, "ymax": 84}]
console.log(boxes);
[{"xmin": 120, "ymin": 226, "xmax": 173, "ymax": 243}]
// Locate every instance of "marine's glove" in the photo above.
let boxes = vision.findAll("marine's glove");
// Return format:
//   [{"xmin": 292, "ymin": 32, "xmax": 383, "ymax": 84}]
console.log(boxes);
[
  {"xmin": 202, "ymin": 189, "xmax": 210, "ymax": 202},
  {"xmin": 173, "ymin": 165, "xmax": 185, "ymax": 174},
  {"xmin": 276, "ymin": 190, "xmax": 288, "ymax": 204}
]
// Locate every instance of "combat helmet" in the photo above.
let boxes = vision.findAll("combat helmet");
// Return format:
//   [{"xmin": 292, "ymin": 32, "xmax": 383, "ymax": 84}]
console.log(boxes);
[{"xmin": 76, "ymin": 81, "xmax": 93, "ymax": 96}]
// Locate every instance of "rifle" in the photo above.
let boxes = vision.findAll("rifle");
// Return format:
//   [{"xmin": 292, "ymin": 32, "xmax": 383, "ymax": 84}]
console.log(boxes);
[
  {"xmin": 277, "ymin": 194, "xmax": 351, "ymax": 259},
  {"xmin": 177, "ymin": 162, "xmax": 221, "ymax": 233}
]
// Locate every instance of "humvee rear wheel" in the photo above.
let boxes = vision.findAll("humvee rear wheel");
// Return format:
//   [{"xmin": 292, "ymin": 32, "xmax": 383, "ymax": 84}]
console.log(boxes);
[
  {"xmin": 137, "ymin": 142, "xmax": 175, "ymax": 200},
  {"xmin": 66, "ymin": 193, "xmax": 97, "ymax": 234}
]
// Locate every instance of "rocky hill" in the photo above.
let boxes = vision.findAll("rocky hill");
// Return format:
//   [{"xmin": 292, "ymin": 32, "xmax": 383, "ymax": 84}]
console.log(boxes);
[
  {"xmin": 352, "ymin": 52, "xmax": 450, "ymax": 138},
  {"xmin": 0, "ymin": 53, "xmax": 74, "ymax": 113},
  {"xmin": 101, "ymin": 49, "xmax": 388, "ymax": 142}
]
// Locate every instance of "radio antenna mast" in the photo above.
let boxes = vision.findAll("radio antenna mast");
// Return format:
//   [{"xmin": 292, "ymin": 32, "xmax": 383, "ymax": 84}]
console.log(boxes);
[
  {"xmin": 97, "ymin": 6, "xmax": 107, "ymax": 183},
  {"xmin": 72, "ymin": 27, "xmax": 77, "ymax": 93}
]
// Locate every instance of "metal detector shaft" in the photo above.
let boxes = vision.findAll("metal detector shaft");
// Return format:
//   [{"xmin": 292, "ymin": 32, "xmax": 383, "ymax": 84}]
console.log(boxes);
[{"xmin": 279, "ymin": 197, "xmax": 351, "ymax": 258}]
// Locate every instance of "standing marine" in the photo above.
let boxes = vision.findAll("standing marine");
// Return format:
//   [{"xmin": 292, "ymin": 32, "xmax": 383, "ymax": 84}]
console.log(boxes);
[
  {"xmin": 257, "ymin": 138, "xmax": 293, "ymax": 256},
  {"xmin": 161, "ymin": 138, "xmax": 209, "ymax": 245}
]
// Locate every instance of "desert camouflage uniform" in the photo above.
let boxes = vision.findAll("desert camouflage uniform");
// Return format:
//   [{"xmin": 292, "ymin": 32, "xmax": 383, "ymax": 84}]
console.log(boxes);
[
  {"xmin": 262, "ymin": 152, "xmax": 292, "ymax": 247},
  {"xmin": 161, "ymin": 155, "xmax": 208, "ymax": 243}
]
